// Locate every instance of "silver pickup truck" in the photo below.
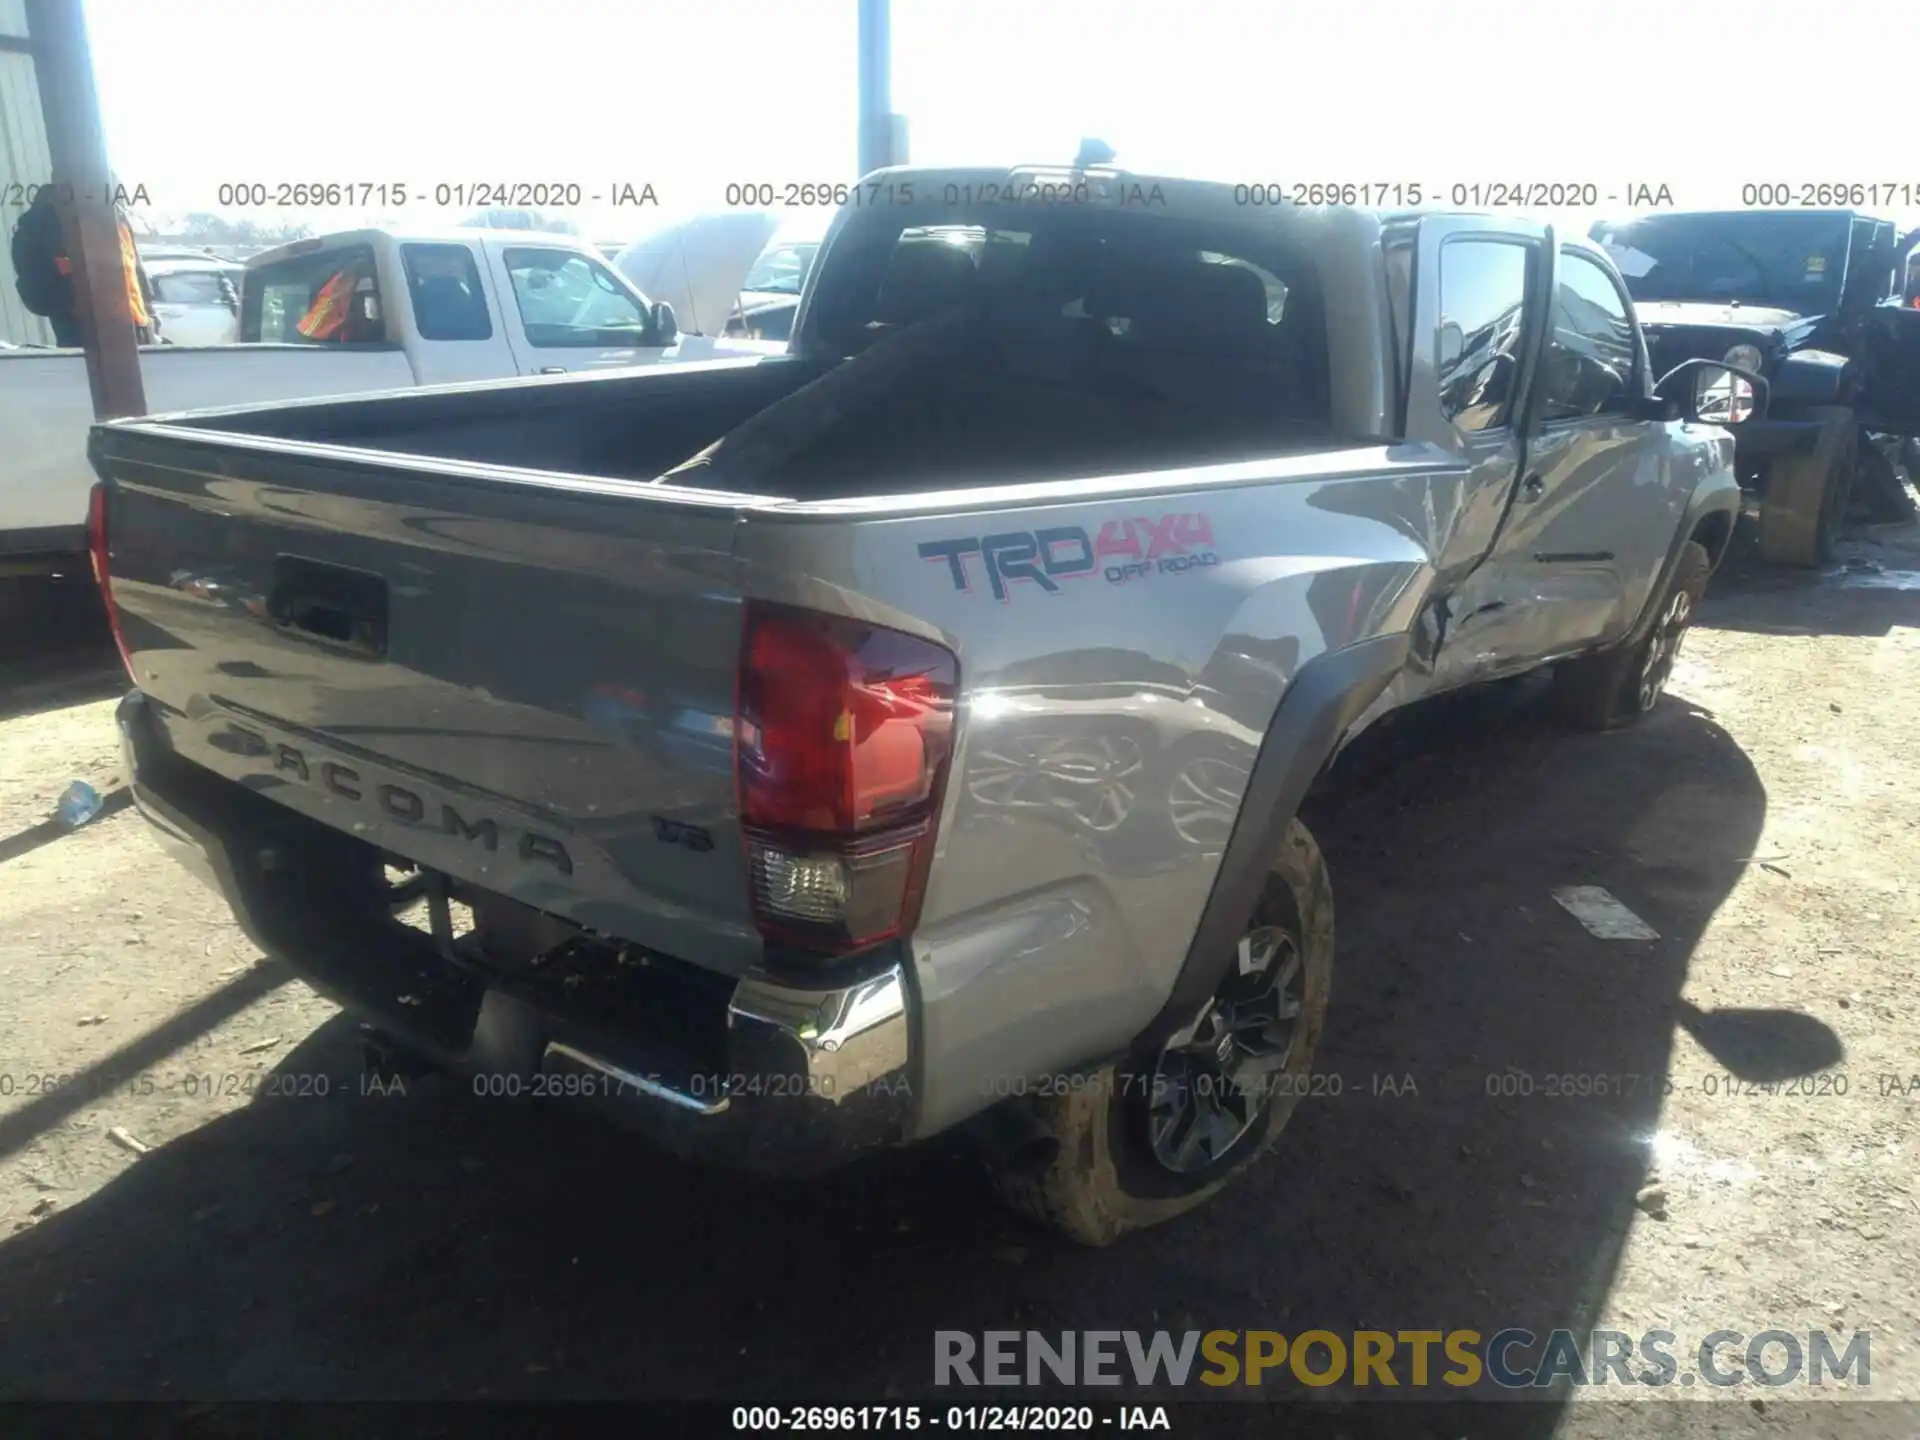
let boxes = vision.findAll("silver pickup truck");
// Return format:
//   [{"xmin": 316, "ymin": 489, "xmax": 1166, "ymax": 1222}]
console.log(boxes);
[{"xmin": 88, "ymin": 167, "xmax": 1756, "ymax": 1245}]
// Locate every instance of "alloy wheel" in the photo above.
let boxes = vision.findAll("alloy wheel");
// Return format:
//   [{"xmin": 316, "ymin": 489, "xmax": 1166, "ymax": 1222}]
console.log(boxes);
[
  {"xmin": 1146, "ymin": 923, "xmax": 1305, "ymax": 1174},
  {"xmin": 1637, "ymin": 588, "xmax": 1694, "ymax": 712}
]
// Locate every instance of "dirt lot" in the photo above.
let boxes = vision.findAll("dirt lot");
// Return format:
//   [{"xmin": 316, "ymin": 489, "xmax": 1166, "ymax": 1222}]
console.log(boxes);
[{"xmin": 1, "ymin": 527, "xmax": 1917, "ymax": 1434}]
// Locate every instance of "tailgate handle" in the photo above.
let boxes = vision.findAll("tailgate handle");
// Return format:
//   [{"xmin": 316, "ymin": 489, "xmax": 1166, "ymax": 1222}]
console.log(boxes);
[{"xmin": 267, "ymin": 557, "xmax": 389, "ymax": 658}]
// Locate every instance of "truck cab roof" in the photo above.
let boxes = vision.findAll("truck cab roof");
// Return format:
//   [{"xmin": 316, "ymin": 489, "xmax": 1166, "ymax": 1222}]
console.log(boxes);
[
  {"xmin": 845, "ymin": 164, "xmax": 1583, "ymax": 248},
  {"xmin": 242, "ymin": 227, "xmax": 612, "ymax": 272}
]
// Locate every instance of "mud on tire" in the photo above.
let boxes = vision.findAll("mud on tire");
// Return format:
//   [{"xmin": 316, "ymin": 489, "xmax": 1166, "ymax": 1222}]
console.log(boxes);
[{"xmin": 989, "ymin": 817, "xmax": 1334, "ymax": 1246}]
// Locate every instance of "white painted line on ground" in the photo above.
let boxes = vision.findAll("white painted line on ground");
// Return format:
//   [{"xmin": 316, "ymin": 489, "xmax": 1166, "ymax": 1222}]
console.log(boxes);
[{"xmin": 1552, "ymin": 886, "xmax": 1660, "ymax": 940}]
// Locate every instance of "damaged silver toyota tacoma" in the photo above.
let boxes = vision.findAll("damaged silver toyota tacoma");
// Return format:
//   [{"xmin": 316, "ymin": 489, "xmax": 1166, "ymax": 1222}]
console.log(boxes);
[{"xmin": 89, "ymin": 167, "xmax": 1754, "ymax": 1244}]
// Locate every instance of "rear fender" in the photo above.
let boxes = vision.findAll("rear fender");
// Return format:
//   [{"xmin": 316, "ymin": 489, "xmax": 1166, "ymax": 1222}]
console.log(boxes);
[{"xmin": 1133, "ymin": 632, "xmax": 1409, "ymax": 1051}]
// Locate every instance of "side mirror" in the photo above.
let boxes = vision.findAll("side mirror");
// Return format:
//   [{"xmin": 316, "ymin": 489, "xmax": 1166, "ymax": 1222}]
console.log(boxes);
[
  {"xmin": 1436, "ymin": 320, "xmax": 1464, "ymax": 370},
  {"xmin": 1654, "ymin": 357, "xmax": 1768, "ymax": 426},
  {"xmin": 1690, "ymin": 367, "xmax": 1759, "ymax": 425},
  {"xmin": 650, "ymin": 300, "xmax": 678, "ymax": 345}
]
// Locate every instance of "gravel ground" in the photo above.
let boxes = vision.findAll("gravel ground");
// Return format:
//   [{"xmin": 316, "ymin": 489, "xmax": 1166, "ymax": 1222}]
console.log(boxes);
[{"xmin": 0, "ymin": 529, "xmax": 1916, "ymax": 1435}]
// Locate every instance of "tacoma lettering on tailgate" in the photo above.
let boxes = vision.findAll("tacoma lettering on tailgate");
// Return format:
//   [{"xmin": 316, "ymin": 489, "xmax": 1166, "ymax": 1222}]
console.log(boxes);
[
  {"xmin": 918, "ymin": 513, "xmax": 1219, "ymax": 601},
  {"xmin": 225, "ymin": 723, "xmax": 575, "ymax": 875}
]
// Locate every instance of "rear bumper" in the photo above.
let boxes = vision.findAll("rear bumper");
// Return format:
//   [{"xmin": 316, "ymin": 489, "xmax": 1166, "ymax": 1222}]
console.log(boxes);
[{"xmin": 116, "ymin": 690, "xmax": 914, "ymax": 1175}]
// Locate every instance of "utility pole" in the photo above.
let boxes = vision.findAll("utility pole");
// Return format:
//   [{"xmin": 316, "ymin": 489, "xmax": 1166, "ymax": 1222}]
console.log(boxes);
[
  {"xmin": 25, "ymin": 0, "xmax": 145, "ymax": 418},
  {"xmin": 857, "ymin": 0, "xmax": 907, "ymax": 177}
]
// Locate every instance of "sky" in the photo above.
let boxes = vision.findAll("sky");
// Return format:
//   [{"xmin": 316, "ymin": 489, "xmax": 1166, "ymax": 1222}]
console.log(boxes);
[{"xmin": 84, "ymin": 0, "xmax": 1920, "ymax": 244}]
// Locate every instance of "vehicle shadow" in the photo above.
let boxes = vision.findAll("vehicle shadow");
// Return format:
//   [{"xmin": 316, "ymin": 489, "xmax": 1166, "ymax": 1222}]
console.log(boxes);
[{"xmin": 0, "ymin": 676, "xmax": 1791, "ymax": 1427}]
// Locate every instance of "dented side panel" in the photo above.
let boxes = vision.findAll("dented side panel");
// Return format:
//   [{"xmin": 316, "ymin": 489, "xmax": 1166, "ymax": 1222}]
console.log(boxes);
[{"xmin": 737, "ymin": 445, "xmax": 1468, "ymax": 1134}]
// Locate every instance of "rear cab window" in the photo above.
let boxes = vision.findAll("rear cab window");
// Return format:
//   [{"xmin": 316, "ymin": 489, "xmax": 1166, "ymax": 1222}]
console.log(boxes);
[
  {"xmin": 803, "ymin": 201, "xmax": 1329, "ymax": 425},
  {"xmin": 502, "ymin": 247, "xmax": 653, "ymax": 347},
  {"xmin": 242, "ymin": 244, "xmax": 384, "ymax": 344},
  {"xmin": 401, "ymin": 242, "xmax": 492, "ymax": 341}
]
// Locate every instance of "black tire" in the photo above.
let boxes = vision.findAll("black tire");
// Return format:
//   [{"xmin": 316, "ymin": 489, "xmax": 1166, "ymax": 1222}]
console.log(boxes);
[
  {"xmin": 989, "ymin": 817, "xmax": 1334, "ymax": 1246},
  {"xmin": 1759, "ymin": 405, "xmax": 1856, "ymax": 567},
  {"xmin": 1551, "ymin": 541, "xmax": 1711, "ymax": 732}
]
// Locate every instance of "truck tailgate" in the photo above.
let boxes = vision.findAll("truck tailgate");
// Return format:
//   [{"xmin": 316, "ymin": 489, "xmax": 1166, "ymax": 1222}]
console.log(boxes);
[{"xmin": 92, "ymin": 424, "xmax": 766, "ymax": 975}]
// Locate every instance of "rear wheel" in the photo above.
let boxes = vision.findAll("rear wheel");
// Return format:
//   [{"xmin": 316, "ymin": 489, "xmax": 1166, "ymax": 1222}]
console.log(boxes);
[
  {"xmin": 988, "ymin": 818, "xmax": 1334, "ymax": 1245},
  {"xmin": 1759, "ymin": 405, "xmax": 1855, "ymax": 568}
]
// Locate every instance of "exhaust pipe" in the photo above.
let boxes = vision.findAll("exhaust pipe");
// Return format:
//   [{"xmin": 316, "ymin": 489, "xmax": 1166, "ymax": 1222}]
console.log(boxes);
[{"xmin": 966, "ymin": 1097, "xmax": 1061, "ymax": 1178}]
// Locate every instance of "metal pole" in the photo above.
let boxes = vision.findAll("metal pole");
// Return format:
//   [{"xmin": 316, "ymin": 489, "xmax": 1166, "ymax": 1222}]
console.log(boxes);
[
  {"xmin": 25, "ymin": 0, "xmax": 145, "ymax": 419},
  {"xmin": 857, "ymin": 0, "xmax": 904, "ymax": 177}
]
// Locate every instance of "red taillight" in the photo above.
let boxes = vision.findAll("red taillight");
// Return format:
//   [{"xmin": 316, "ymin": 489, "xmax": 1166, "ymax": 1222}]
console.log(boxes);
[
  {"xmin": 736, "ymin": 601, "xmax": 957, "ymax": 954},
  {"xmin": 88, "ymin": 482, "xmax": 133, "ymax": 679}
]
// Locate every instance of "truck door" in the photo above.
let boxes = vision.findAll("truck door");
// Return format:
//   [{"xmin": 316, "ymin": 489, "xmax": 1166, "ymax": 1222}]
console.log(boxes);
[
  {"xmin": 1426, "ymin": 238, "xmax": 1678, "ymax": 687},
  {"xmin": 1400, "ymin": 216, "xmax": 1551, "ymax": 693},
  {"xmin": 1482, "ymin": 245, "xmax": 1678, "ymax": 658},
  {"xmin": 487, "ymin": 243, "xmax": 679, "ymax": 375},
  {"xmin": 395, "ymin": 241, "xmax": 509, "ymax": 386}
]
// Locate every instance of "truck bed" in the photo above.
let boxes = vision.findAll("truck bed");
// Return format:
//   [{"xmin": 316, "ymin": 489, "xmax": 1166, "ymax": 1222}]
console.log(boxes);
[
  {"xmin": 90, "ymin": 338, "xmax": 1383, "ymax": 967},
  {"xmin": 156, "ymin": 313, "xmax": 1342, "ymax": 500}
]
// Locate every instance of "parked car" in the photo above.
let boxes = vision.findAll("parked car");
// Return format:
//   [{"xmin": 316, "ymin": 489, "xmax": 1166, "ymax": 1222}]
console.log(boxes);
[
  {"xmin": 725, "ymin": 235, "xmax": 821, "ymax": 343},
  {"xmin": 612, "ymin": 211, "xmax": 788, "ymax": 340},
  {"xmin": 0, "ymin": 224, "xmax": 775, "ymax": 581},
  {"xmin": 1592, "ymin": 209, "xmax": 1920, "ymax": 562},
  {"xmin": 145, "ymin": 256, "xmax": 245, "ymax": 346},
  {"xmin": 138, "ymin": 244, "xmax": 230, "ymax": 263},
  {"xmin": 91, "ymin": 167, "xmax": 1751, "ymax": 1244}
]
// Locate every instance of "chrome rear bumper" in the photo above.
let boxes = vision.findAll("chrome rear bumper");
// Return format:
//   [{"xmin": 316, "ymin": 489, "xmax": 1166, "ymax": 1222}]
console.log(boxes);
[{"xmin": 117, "ymin": 689, "xmax": 915, "ymax": 1174}]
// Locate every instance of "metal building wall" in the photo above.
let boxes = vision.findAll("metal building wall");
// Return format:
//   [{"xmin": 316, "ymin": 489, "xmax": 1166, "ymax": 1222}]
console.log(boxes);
[{"xmin": 0, "ymin": 0, "xmax": 56, "ymax": 346}]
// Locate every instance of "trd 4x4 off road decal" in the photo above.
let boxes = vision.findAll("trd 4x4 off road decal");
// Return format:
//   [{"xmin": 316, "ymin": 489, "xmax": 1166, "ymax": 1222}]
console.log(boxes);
[{"xmin": 918, "ymin": 514, "xmax": 1219, "ymax": 602}]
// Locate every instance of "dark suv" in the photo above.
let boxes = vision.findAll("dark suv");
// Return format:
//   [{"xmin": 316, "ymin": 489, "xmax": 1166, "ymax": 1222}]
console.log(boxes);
[{"xmin": 1591, "ymin": 210, "xmax": 1920, "ymax": 565}]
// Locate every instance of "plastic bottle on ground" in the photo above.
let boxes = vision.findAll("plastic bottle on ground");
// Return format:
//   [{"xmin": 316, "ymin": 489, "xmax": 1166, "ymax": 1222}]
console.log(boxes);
[{"xmin": 56, "ymin": 780, "xmax": 104, "ymax": 828}]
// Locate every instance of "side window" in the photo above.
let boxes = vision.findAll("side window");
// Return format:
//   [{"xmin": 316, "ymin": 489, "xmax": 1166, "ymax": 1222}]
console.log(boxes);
[
  {"xmin": 1383, "ymin": 231, "xmax": 1414, "ymax": 429},
  {"xmin": 503, "ymin": 247, "xmax": 652, "ymax": 347},
  {"xmin": 402, "ymin": 243, "xmax": 492, "ymax": 342},
  {"xmin": 1538, "ymin": 251, "xmax": 1637, "ymax": 423},
  {"xmin": 1436, "ymin": 238, "xmax": 1531, "ymax": 432}
]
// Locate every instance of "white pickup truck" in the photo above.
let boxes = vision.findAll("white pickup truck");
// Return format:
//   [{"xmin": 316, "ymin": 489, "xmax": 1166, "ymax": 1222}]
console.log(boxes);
[{"xmin": 1, "ymin": 224, "xmax": 773, "ymax": 578}]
